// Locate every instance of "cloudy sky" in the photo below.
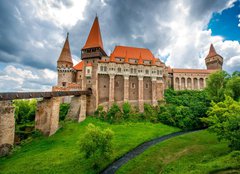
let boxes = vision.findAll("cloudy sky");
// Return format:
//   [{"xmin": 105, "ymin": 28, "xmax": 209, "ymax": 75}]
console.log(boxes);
[{"xmin": 0, "ymin": 0, "xmax": 239, "ymax": 92}]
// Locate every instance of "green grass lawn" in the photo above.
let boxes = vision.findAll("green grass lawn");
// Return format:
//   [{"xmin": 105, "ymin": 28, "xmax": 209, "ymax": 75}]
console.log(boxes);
[
  {"xmin": 117, "ymin": 130, "xmax": 240, "ymax": 174},
  {"xmin": 0, "ymin": 117, "xmax": 179, "ymax": 174}
]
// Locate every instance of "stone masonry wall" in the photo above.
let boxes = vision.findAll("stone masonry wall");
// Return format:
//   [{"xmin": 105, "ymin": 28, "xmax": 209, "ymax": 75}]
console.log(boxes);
[
  {"xmin": 0, "ymin": 101, "xmax": 15, "ymax": 156},
  {"xmin": 114, "ymin": 75, "xmax": 124, "ymax": 101},
  {"xmin": 35, "ymin": 97, "xmax": 60, "ymax": 136}
]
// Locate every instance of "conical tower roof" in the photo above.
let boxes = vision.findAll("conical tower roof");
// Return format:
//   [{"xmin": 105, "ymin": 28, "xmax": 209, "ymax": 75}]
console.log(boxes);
[
  {"xmin": 206, "ymin": 44, "xmax": 218, "ymax": 59},
  {"xmin": 83, "ymin": 16, "xmax": 104, "ymax": 50},
  {"xmin": 57, "ymin": 33, "xmax": 73, "ymax": 65}
]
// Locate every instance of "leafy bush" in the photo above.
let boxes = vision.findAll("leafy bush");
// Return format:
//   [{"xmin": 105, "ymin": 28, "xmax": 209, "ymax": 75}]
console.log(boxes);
[
  {"xmin": 202, "ymin": 96, "xmax": 240, "ymax": 150},
  {"xmin": 59, "ymin": 103, "xmax": 70, "ymax": 121},
  {"xmin": 80, "ymin": 123, "xmax": 114, "ymax": 169},
  {"xmin": 158, "ymin": 89, "xmax": 210, "ymax": 130},
  {"xmin": 13, "ymin": 99, "xmax": 37, "ymax": 125},
  {"xmin": 94, "ymin": 105, "xmax": 106, "ymax": 120},
  {"xmin": 122, "ymin": 102, "xmax": 131, "ymax": 119},
  {"xmin": 143, "ymin": 103, "xmax": 158, "ymax": 122},
  {"xmin": 106, "ymin": 103, "xmax": 122, "ymax": 123}
]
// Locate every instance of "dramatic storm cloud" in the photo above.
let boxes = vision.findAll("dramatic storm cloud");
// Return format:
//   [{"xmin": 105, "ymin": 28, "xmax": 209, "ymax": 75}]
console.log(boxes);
[{"xmin": 0, "ymin": 0, "xmax": 239, "ymax": 91}]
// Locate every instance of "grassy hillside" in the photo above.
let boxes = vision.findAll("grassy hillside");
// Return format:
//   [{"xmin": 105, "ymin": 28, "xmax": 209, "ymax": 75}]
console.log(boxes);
[
  {"xmin": 117, "ymin": 130, "xmax": 240, "ymax": 174},
  {"xmin": 0, "ymin": 117, "xmax": 179, "ymax": 174}
]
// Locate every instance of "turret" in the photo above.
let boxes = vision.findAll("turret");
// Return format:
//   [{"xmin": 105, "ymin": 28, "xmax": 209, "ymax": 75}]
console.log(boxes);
[
  {"xmin": 57, "ymin": 33, "xmax": 74, "ymax": 86},
  {"xmin": 81, "ymin": 16, "xmax": 107, "ymax": 115},
  {"xmin": 205, "ymin": 44, "xmax": 223, "ymax": 70},
  {"xmin": 81, "ymin": 16, "xmax": 107, "ymax": 60}
]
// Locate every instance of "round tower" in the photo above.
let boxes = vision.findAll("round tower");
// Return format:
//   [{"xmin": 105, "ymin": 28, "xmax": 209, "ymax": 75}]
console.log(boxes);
[
  {"xmin": 205, "ymin": 44, "xmax": 223, "ymax": 70},
  {"xmin": 57, "ymin": 33, "xmax": 74, "ymax": 87}
]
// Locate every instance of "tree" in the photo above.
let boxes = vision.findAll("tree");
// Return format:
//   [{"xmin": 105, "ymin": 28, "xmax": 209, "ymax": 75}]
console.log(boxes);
[
  {"xmin": 205, "ymin": 70, "xmax": 230, "ymax": 102},
  {"xmin": 80, "ymin": 124, "xmax": 114, "ymax": 169},
  {"xmin": 232, "ymin": 71, "xmax": 240, "ymax": 77},
  {"xmin": 202, "ymin": 96, "xmax": 240, "ymax": 150},
  {"xmin": 13, "ymin": 99, "xmax": 37, "ymax": 124},
  {"xmin": 225, "ymin": 75, "xmax": 240, "ymax": 101}
]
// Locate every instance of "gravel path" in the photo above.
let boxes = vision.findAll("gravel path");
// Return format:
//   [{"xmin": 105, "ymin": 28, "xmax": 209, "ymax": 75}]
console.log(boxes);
[{"xmin": 101, "ymin": 130, "xmax": 199, "ymax": 174}]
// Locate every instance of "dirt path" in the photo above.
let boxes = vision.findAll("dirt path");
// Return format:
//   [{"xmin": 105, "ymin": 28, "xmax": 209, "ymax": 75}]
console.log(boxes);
[{"xmin": 101, "ymin": 130, "xmax": 199, "ymax": 174}]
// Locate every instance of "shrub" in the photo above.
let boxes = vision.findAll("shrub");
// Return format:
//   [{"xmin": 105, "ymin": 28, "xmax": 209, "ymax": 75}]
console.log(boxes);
[
  {"xmin": 59, "ymin": 103, "xmax": 70, "ymax": 121},
  {"xmin": 143, "ymin": 103, "xmax": 158, "ymax": 123},
  {"xmin": 122, "ymin": 102, "xmax": 131, "ymax": 119},
  {"xmin": 158, "ymin": 89, "xmax": 210, "ymax": 130},
  {"xmin": 106, "ymin": 103, "xmax": 122, "ymax": 123},
  {"xmin": 94, "ymin": 105, "xmax": 106, "ymax": 120},
  {"xmin": 80, "ymin": 124, "xmax": 114, "ymax": 169},
  {"xmin": 202, "ymin": 96, "xmax": 240, "ymax": 150}
]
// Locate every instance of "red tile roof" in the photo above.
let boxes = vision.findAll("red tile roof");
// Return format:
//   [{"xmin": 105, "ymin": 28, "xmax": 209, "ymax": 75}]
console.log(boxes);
[
  {"xmin": 73, "ymin": 61, "xmax": 83, "ymax": 71},
  {"xmin": 138, "ymin": 53, "xmax": 143, "ymax": 65},
  {"xmin": 172, "ymin": 68, "xmax": 216, "ymax": 74},
  {"xmin": 82, "ymin": 16, "xmax": 104, "ymax": 50},
  {"xmin": 57, "ymin": 33, "xmax": 73, "ymax": 65},
  {"xmin": 112, "ymin": 46, "xmax": 154, "ymax": 61}
]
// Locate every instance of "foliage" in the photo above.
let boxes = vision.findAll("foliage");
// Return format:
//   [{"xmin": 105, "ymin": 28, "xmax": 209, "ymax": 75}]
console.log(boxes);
[
  {"xmin": 59, "ymin": 103, "xmax": 70, "ymax": 121},
  {"xmin": 143, "ymin": 103, "xmax": 158, "ymax": 123},
  {"xmin": 122, "ymin": 102, "xmax": 131, "ymax": 119},
  {"xmin": 106, "ymin": 103, "xmax": 122, "ymax": 123},
  {"xmin": 158, "ymin": 89, "xmax": 210, "ymax": 130},
  {"xmin": 202, "ymin": 96, "xmax": 240, "ymax": 150},
  {"xmin": 80, "ymin": 123, "xmax": 114, "ymax": 169},
  {"xmin": 205, "ymin": 70, "xmax": 230, "ymax": 102},
  {"xmin": 13, "ymin": 99, "xmax": 37, "ymax": 125},
  {"xmin": 225, "ymin": 75, "xmax": 240, "ymax": 101},
  {"xmin": 94, "ymin": 105, "xmax": 106, "ymax": 120}
]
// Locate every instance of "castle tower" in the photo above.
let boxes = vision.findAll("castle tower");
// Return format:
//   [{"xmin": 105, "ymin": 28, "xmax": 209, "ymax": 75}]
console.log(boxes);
[
  {"xmin": 57, "ymin": 33, "xmax": 74, "ymax": 87},
  {"xmin": 205, "ymin": 44, "xmax": 223, "ymax": 70},
  {"xmin": 81, "ymin": 16, "xmax": 107, "ymax": 114}
]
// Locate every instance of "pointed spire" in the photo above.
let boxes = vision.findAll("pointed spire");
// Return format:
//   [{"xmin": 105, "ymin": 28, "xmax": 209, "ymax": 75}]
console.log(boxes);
[
  {"xmin": 57, "ymin": 33, "xmax": 73, "ymax": 65},
  {"xmin": 83, "ymin": 16, "xmax": 104, "ymax": 50},
  {"xmin": 124, "ymin": 51, "xmax": 129, "ymax": 63},
  {"xmin": 206, "ymin": 43, "xmax": 218, "ymax": 59},
  {"xmin": 138, "ymin": 52, "xmax": 143, "ymax": 65}
]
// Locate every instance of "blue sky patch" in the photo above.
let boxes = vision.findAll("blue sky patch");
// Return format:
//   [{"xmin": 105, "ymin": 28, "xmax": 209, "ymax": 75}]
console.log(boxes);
[{"xmin": 208, "ymin": 1, "xmax": 240, "ymax": 41}]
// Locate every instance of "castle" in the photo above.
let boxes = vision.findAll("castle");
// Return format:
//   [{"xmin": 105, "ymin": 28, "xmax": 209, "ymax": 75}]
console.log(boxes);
[{"xmin": 53, "ymin": 16, "xmax": 223, "ymax": 114}]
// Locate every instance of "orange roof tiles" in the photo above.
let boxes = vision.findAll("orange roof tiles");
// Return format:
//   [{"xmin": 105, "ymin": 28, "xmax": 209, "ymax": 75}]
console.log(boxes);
[
  {"xmin": 82, "ymin": 16, "xmax": 104, "ymax": 50},
  {"xmin": 206, "ymin": 44, "xmax": 218, "ymax": 59},
  {"xmin": 138, "ymin": 53, "xmax": 143, "ymax": 65},
  {"xmin": 73, "ymin": 61, "xmax": 83, "ymax": 71},
  {"xmin": 124, "ymin": 51, "xmax": 129, "ymax": 63},
  {"xmin": 112, "ymin": 45, "xmax": 154, "ymax": 61},
  {"xmin": 110, "ymin": 53, "xmax": 115, "ymax": 62},
  {"xmin": 172, "ymin": 68, "xmax": 217, "ymax": 74},
  {"xmin": 57, "ymin": 33, "xmax": 73, "ymax": 65}
]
